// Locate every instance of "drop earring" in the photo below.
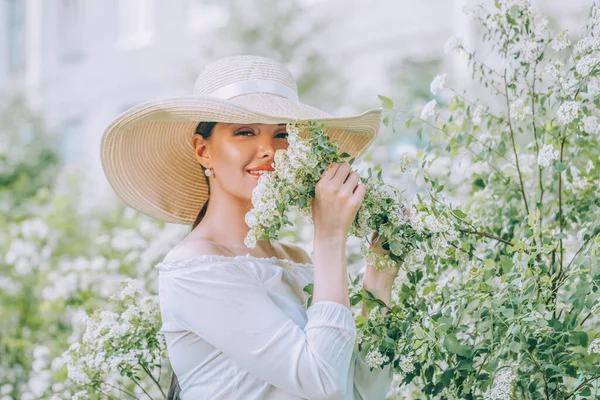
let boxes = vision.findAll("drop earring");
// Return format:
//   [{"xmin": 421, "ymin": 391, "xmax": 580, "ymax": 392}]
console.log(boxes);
[{"xmin": 204, "ymin": 168, "xmax": 212, "ymax": 177}]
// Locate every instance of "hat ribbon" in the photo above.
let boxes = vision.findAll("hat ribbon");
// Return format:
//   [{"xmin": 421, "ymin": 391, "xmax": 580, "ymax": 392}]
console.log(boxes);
[{"xmin": 205, "ymin": 79, "xmax": 300, "ymax": 102}]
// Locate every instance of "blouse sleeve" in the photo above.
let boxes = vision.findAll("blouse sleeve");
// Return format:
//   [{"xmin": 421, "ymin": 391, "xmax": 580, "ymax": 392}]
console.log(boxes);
[
  {"xmin": 352, "ymin": 346, "xmax": 394, "ymax": 399},
  {"xmin": 158, "ymin": 260, "xmax": 357, "ymax": 400}
]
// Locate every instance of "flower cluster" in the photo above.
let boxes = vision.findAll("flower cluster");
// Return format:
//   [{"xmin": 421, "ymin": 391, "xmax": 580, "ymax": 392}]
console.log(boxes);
[
  {"xmin": 244, "ymin": 121, "xmax": 455, "ymax": 272},
  {"xmin": 488, "ymin": 365, "xmax": 518, "ymax": 400},
  {"xmin": 53, "ymin": 279, "xmax": 166, "ymax": 398}
]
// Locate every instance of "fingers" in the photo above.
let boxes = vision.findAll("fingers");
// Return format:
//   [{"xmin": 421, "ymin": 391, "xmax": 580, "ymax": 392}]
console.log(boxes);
[
  {"xmin": 331, "ymin": 163, "xmax": 352, "ymax": 185},
  {"xmin": 321, "ymin": 162, "xmax": 341, "ymax": 180},
  {"xmin": 351, "ymin": 182, "xmax": 367, "ymax": 206},
  {"xmin": 339, "ymin": 171, "xmax": 360, "ymax": 197}
]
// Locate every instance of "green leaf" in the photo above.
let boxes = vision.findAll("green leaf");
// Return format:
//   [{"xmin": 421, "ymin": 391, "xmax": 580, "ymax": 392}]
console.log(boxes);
[
  {"xmin": 509, "ymin": 341, "xmax": 521, "ymax": 353},
  {"xmin": 441, "ymin": 368, "xmax": 454, "ymax": 387},
  {"xmin": 444, "ymin": 333, "xmax": 473, "ymax": 357},
  {"xmin": 452, "ymin": 209, "xmax": 467, "ymax": 218},
  {"xmin": 568, "ymin": 331, "xmax": 588, "ymax": 347},
  {"xmin": 553, "ymin": 161, "xmax": 567, "ymax": 172},
  {"xmin": 377, "ymin": 95, "xmax": 394, "ymax": 109}
]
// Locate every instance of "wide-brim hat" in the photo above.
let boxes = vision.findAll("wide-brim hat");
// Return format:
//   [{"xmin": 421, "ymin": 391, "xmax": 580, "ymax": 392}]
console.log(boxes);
[{"xmin": 100, "ymin": 55, "xmax": 382, "ymax": 225}]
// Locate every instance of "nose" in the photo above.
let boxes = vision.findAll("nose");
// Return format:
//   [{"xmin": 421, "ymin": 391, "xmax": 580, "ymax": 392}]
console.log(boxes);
[{"xmin": 257, "ymin": 135, "xmax": 276, "ymax": 158}]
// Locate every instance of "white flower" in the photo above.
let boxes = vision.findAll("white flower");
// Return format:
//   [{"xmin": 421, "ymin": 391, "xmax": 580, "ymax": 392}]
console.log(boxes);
[
  {"xmin": 583, "ymin": 116, "xmax": 599, "ymax": 133},
  {"xmin": 588, "ymin": 338, "xmax": 600, "ymax": 355},
  {"xmin": 368, "ymin": 306, "xmax": 384, "ymax": 324},
  {"xmin": 398, "ymin": 154, "xmax": 411, "ymax": 172},
  {"xmin": 420, "ymin": 100, "xmax": 437, "ymax": 119},
  {"xmin": 575, "ymin": 53, "xmax": 600, "ymax": 77},
  {"xmin": 114, "ymin": 278, "xmax": 143, "ymax": 301},
  {"xmin": 568, "ymin": 166, "xmax": 590, "ymax": 190},
  {"xmin": 510, "ymin": 98, "xmax": 532, "ymax": 121},
  {"xmin": 462, "ymin": 0, "xmax": 485, "ymax": 18},
  {"xmin": 399, "ymin": 355, "xmax": 416, "ymax": 374},
  {"xmin": 244, "ymin": 231, "xmax": 257, "ymax": 249},
  {"xmin": 489, "ymin": 367, "xmax": 517, "ymax": 400},
  {"xmin": 364, "ymin": 349, "xmax": 389, "ymax": 368},
  {"xmin": 430, "ymin": 73, "xmax": 446, "ymax": 95},
  {"xmin": 542, "ymin": 60, "xmax": 563, "ymax": 80},
  {"xmin": 556, "ymin": 101, "xmax": 581, "ymax": 125},
  {"xmin": 532, "ymin": 16, "xmax": 549, "ymax": 39},
  {"xmin": 586, "ymin": 160, "xmax": 595, "ymax": 174},
  {"xmin": 551, "ymin": 31, "xmax": 571, "ymax": 51},
  {"xmin": 575, "ymin": 36, "xmax": 600, "ymax": 56},
  {"xmin": 444, "ymin": 36, "xmax": 464, "ymax": 54},
  {"xmin": 516, "ymin": 39, "xmax": 542, "ymax": 63},
  {"xmin": 537, "ymin": 144, "xmax": 559, "ymax": 168},
  {"xmin": 472, "ymin": 106, "xmax": 485, "ymax": 126}
]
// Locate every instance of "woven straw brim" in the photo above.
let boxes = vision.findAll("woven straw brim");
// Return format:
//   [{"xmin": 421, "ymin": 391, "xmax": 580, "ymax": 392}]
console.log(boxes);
[{"xmin": 100, "ymin": 93, "xmax": 382, "ymax": 225}]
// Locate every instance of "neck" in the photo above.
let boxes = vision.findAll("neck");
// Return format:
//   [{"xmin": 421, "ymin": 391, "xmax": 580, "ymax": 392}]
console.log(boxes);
[{"xmin": 192, "ymin": 188, "xmax": 271, "ymax": 250}]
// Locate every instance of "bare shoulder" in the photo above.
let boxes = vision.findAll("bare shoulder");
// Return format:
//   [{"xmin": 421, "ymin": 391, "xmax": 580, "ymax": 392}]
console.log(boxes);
[
  {"xmin": 277, "ymin": 240, "xmax": 312, "ymax": 264},
  {"xmin": 161, "ymin": 238, "xmax": 221, "ymax": 264}
]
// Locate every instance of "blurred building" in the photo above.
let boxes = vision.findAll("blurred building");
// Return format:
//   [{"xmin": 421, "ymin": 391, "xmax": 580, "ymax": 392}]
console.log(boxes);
[{"xmin": 0, "ymin": 0, "xmax": 593, "ymax": 205}]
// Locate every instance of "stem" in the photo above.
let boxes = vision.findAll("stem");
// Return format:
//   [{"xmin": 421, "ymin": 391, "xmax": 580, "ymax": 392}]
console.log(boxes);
[
  {"xmin": 580, "ymin": 311, "xmax": 593, "ymax": 326},
  {"xmin": 476, "ymin": 353, "xmax": 490, "ymax": 376},
  {"xmin": 530, "ymin": 61, "xmax": 545, "ymax": 252},
  {"xmin": 132, "ymin": 377, "xmax": 153, "ymax": 400},
  {"xmin": 525, "ymin": 349, "xmax": 550, "ymax": 399},
  {"xmin": 448, "ymin": 241, "xmax": 484, "ymax": 262},
  {"xmin": 566, "ymin": 374, "xmax": 600, "ymax": 399},
  {"xmin": 459, "ymin": 228, "xmax": 515, "ymax": 246},
  {"xmin": 104, "ymin": 383, "xmax": 137, "ymax": 399},
  {"xmin": 566, "ymin": 233, "xmax": 596, "ymax": 270},
  {"xmin": 140, "ymin": 362, "xmax": 166, "ymax": 398},
  {"xmin": 554, "ymin": 136, "xmax": 566, "ymax": 301},
  {"xmin": 503, "ymin": 72, "xmax": 530, "ymax": 217}
]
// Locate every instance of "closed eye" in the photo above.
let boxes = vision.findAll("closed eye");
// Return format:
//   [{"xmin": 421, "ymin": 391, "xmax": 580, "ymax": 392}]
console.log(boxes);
[
  {"xmin": 235, "ymin": 130, "xmax": 288, "ymax": 139},
  {"xmin": 234, "ymin": 130, "xmax": 255, "ymax": 136}
]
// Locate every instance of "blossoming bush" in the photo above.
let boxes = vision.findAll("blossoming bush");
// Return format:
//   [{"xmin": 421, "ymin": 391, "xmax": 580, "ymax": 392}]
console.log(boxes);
[{"xmin": 366, "ymin": 1, "xmax": 599, "ymax": 398}]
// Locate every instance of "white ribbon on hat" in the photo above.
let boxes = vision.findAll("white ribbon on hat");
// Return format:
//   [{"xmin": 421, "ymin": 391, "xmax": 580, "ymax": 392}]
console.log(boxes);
[{"xmin": 206, "ymin": 79, "xmax": 299, "ymax": 102}]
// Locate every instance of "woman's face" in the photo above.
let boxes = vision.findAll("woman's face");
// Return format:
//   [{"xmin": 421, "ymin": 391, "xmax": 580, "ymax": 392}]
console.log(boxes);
[{"xmin": 193, "ymin": 123, "xmax": 290, "ymax": 202}]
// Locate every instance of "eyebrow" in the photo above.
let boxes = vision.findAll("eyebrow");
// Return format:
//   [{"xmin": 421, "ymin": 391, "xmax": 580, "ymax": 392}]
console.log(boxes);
[{"xmin": 227, "ymin": 123, "xmax": 287, "ymax": 127}]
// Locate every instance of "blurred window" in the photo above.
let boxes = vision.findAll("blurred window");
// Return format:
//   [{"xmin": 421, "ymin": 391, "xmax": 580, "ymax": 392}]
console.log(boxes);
[
  {"xmin": 187, "ymin": 0, "xmax": 229, "ymax": 33},
  {"xmin": 6, "ymin": 0, "xmax": 26, "ymax": 74},
  {"xmin": 59, "ymin": 0, "xmax": 85, "ymax": 63},
  {"xmin": 115, "ymin": 0, "xmax": 154, "ymax": 50}
]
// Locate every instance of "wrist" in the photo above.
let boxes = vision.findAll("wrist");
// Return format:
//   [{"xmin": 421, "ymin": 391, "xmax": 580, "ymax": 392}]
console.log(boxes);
[
  {"xmin": 314, "ymin": 231, "xmax": 347, "ymax": 246},
  {"xmin": 364, "ymin": 264, "xmax": 396, "ymax": 289}
]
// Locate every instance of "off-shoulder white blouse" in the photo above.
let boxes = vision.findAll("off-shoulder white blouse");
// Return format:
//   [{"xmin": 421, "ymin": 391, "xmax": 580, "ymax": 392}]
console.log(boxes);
[{"xmin": 155, "ymin": 254, "xmax": 393, "ymax": 400}]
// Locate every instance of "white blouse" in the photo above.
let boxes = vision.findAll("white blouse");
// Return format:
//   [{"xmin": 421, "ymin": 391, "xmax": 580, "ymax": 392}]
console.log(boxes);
[{"xmin": 156, "ymin": 253, "xmax": 393, "ymax": 400}]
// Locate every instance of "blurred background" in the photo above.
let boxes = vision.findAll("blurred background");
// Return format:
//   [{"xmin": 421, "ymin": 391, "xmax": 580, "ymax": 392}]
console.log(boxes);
[
  {"xmin": 0, "ymin": 0, "xmax": 592, "ymax": 214},
  {"xmin": 0, "ymin": 0, "xmax": 596, "ymax": 398}
]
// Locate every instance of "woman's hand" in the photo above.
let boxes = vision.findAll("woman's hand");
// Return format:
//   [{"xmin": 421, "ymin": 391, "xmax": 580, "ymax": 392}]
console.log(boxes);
[
  {"xmin": 312, "ymin": 162, "xmax": 366, "ymax": 240},
  {"xmin": 367, "ymin": 231, "xmax": 402, "ymax": 279}
]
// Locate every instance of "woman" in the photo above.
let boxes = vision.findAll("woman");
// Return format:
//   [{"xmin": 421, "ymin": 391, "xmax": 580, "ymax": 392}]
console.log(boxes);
[{"xmin": 100, "ymin": 55, "xmax": 396, "ymax": 399}]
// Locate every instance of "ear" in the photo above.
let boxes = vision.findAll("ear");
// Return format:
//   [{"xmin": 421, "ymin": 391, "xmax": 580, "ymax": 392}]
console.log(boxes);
[{"xmin": 192, "ymin": 135, "xmax": 211, "ymax": 168}]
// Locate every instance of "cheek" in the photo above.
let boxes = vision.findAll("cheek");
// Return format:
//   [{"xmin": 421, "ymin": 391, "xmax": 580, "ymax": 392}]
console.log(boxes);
[{"xmin": 215, "ymin": 142, "xmax": 251, "ymax": 169}]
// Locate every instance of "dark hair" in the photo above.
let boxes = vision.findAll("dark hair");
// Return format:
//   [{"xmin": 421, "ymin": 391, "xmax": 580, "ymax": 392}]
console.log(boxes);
[{"xmin": 167, "ymin": 120, "xmax": 217, "ymax": 400}]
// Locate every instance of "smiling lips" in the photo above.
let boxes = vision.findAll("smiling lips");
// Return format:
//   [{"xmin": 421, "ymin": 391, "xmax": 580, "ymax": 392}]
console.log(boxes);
[{"xmin": 247, "ymin": 163, "xmax": 275, "ymax": 179}]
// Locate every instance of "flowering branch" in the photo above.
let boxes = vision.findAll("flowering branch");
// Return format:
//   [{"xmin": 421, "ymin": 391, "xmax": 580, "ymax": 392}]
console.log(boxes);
[{"xmin": 244, "ymin": 121, "xmax": 455, "ymax": 273}]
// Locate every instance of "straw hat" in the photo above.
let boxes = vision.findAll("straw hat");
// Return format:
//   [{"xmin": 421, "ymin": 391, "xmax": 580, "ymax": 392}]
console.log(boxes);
[{"xmin": 100, "ymin": 54, "xmax": 382, "ymax": 225}]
